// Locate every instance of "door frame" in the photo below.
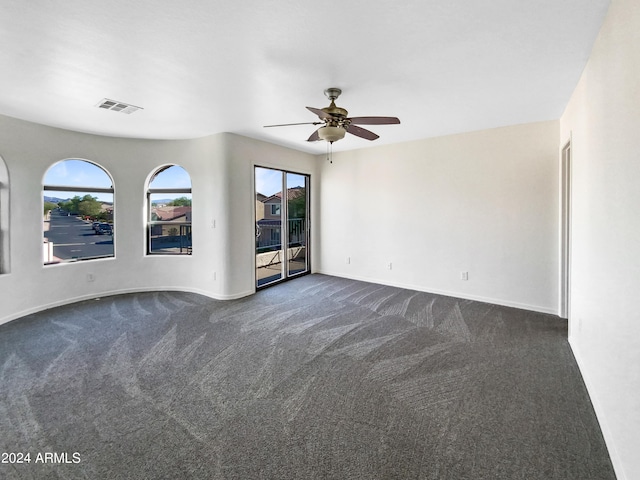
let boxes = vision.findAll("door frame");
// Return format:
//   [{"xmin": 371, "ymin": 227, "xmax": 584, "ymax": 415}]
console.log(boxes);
[
  {"xmin": 559, "ymin": 138, "xmax": 572, "ymax": 320},
  {"xmin": 254, "ymin": 165, "xmax": 311, "ymax": 290}
]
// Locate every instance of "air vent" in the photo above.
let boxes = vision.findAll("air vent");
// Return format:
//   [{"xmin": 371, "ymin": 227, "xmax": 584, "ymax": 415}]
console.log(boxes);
[{"xmin": 96, "ymin": 98, "xmax": 143, "ymax": 114}]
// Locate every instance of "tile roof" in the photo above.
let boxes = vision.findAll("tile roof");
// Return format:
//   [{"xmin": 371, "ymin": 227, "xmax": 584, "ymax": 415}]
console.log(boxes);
[
  {"xmin": 152, "ymin": 206, "xmax": 191, "ymax": 221},
  {"xmin": 263, "ymin": 186, "xmax": 305, "ymax": 203}
]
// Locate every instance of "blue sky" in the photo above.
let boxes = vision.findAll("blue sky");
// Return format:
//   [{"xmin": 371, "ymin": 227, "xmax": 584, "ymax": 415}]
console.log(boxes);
[
  {"xmin": 44, "ymin": 160, "xmax": 304, "ymax": 202},
  {"xmin": 44, "ymin": 159, "xmax": 112, "ymax": 188},
  {"xmin": 44, "ymin": 160, "xmax": 191, "ymax": 201},
  {"xmin": 255, "ymin": 167, "xmax": 305, "ymax": 197},
  {"xmin": 150, "ymin": 165, "xmax": 191, "ymax": 189}
]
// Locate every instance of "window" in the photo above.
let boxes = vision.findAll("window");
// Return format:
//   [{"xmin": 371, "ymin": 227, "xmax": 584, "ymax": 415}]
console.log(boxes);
[
  {"xmin": 43, "ymin": 159, "xmax": 114, "ymax": 264},
  {"xmin": 147, "ymin": 165, "xmax": 192, "ymax": 255},
  {"xmin": 271, "ymin": 204, "xmax": 281, "ymax": 215}
]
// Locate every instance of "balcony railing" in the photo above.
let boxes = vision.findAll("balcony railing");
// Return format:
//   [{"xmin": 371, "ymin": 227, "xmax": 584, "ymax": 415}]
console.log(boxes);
[
  {"xmin": 256, "ymin": 218, "xmax": 305, "ymax": 252},
  {"xmin": 148, "ymin": 222, "xmax": 192, "ymax": 254}
]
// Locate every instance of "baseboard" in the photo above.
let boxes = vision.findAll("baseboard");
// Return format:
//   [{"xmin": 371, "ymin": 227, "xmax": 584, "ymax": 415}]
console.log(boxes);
[
  {"xmin": 315, "ymin": 270, "xmax": 558, "ymax": 315},
  {"xmin": 569, "ymin": 339, "xmax": 626, "ymax": 480},
  {"xmin": 0, "ymin": 286, "xmax": 254, "ymax": 327}
]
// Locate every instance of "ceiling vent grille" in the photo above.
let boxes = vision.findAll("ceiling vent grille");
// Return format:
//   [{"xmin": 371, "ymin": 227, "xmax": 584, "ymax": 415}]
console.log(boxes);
[{"xmin": 96, "ymin": 98, "xmax": 143, "ymax": 114}]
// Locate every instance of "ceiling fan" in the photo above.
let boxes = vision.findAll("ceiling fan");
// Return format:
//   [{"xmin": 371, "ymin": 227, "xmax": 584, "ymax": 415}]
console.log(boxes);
[{"xmin": 264, "ymin": 88, "xmax": 400, "ymax": 143}]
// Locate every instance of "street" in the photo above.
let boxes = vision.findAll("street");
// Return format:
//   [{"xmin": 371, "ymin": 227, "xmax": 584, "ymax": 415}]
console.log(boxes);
[{"xmin": 45, "ymin": 210, "xmax": 114, "ymax": 261}]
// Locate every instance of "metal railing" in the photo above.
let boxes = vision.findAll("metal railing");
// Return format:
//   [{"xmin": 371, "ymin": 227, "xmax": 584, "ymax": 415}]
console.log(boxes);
[{"xmin": 256, "ymin": 218, "xmax": 306, "ymax": 252}]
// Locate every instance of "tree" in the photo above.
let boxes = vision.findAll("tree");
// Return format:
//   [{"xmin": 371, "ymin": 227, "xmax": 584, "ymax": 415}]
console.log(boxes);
[
  {"xmin": 57, "ymin": 195, "xmax": 103, "ymax": 217},
  {"xmin": 288, "ymin": 188, "xmax": 306, "ymax": 219},
  {"xmin": 58, "ymin": 200, "xmax": 72, "ymax": 213},
  {"xmin": 95, "ymin": 211, "xmax": 110, "ymax": 222},
  {"xmin": 77, "ymin": 194, "xmax": 102, "ymax": 218},
  {"xmin": 62, "ymin": 196, "xmax": 82, "ymax": 214},
  {"xmin": 43, "ymin": 201, "xmax": 57, "ymax": 216},
  {"xmin": 167, "ymin": 197, "xmax": 192, "ymax": 207}
]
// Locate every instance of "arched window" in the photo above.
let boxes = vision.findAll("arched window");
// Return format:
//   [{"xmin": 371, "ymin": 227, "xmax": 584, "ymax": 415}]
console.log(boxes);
[
  {"xmin": 146, "ymin": 165, "xmax": 192, "ymax": 255},
  {"xmin": 0, "ymin": 154, "xmax": 9, "ymax": 273},
  {"xmin": 43, "ymin": 159, "xmax": 114, "ymax": 264}
]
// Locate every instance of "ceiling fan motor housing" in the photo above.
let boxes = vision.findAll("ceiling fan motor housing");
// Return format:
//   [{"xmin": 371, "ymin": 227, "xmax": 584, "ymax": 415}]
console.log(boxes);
[{"xmin": 322, "ymin": 101, "xmax": 348, "ymax": 119}]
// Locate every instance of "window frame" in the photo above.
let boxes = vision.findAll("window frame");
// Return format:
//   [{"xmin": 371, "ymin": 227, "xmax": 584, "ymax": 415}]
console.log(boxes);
[
  {"xmin": 43, "ymin": 159, "xmax": 115, "ymax": 265},
  {"xmin": 146, "ymin": 168, "xmax": 192, "ymax": 256}
]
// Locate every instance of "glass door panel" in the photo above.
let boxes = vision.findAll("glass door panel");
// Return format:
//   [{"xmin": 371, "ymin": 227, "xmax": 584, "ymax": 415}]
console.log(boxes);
[
  {"xmin": 255, "ymin": 167, "xmax": 283, "ymax": 287},
  {"xmin": 286, "ymin": 172, "xmax": 308, "ymax": 277}
]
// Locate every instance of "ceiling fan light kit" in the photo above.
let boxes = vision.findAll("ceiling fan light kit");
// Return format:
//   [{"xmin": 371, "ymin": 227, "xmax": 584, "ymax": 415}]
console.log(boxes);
[
  {"xmin": 264, "ymin": 87, "xmax": 400, "ymax": 145},
  {"xmin": 318, "ymin": 125, "xmax": 346, "ymax": 142}
]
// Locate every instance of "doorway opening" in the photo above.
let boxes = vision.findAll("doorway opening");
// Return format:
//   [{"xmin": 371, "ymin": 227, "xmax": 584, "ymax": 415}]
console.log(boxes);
[{"xmin": 255, "ymin": 167, "xmax": 310, "ymax": 289}]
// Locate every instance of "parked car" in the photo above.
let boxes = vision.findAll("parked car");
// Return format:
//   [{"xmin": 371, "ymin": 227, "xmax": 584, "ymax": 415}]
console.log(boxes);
[
  {"xmin": 92, "ymin": 222, "xmax": 101, "ymax": 231},
  {"xmin": 96, "ymin": 223, "xmax": 113, "ymax": 235}
]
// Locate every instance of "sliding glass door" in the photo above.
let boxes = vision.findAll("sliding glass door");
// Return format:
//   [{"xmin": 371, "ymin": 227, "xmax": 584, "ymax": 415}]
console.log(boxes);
[{"xmin": 255, "ymin": 167, "xmax": 309, "ymax": 288}]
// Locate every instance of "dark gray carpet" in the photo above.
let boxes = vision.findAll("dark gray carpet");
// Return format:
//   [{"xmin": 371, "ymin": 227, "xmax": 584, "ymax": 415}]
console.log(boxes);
[{"xmin": 0, "ymin": 274, "xmax": 615, "ymax": 479}]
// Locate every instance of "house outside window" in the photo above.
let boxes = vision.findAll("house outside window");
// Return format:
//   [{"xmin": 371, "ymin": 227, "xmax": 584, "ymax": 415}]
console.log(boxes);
[
  {"xmin": 257, "ymin": 186, "xmax": 306, "ymax": 251},
  {"xmin": 147, "ymin": 165, "xmax": 192, "ymax": 255}
]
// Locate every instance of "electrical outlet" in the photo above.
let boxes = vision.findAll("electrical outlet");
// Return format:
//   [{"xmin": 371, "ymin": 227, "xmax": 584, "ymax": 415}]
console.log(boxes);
[
  {"xmin": 86, "ymin": 273, "xmax": 95, "ymax": 282},
  {"xmin": 460, "ymin": 271, "xmax": 468, "ymax": 281}
]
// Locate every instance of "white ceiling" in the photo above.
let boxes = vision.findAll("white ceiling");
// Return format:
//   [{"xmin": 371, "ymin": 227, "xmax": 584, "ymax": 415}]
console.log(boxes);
[{"xmin": 0, "ymin": 0, "xmax": 610, "ymax": 153}]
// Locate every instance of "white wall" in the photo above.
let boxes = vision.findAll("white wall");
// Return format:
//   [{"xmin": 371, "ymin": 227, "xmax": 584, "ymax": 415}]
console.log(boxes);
[
  {"xmin": 218, "ymin": 133, "xmax": 319, "ymax": 296},
  {"xmin": 317, "ymin": 120, "xmax": 560, "ymax": 313},
  {"xmin": 560, "ymin": 0, "xmax": 640, "ymax": 478},
  {"xmin": 0, "ymin": 116, "xmax": 317, "ymax": 324}
]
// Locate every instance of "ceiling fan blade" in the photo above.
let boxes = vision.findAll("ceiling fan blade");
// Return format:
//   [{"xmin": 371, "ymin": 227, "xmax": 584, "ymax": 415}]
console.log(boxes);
[
  {"xmin": 264, "ymin": 121, "xmax": 322, "ymax": 128},
  {"xmin": 306, "ymin": 106, "xmax": 333, "ymax": 120},
  {"xmin": 348, "ymin": 116, "xmax": 400, "ymax": 125},
  {"xmin": 307, "ymin": 129, "xmax": 321, "ymax": 142},
  {"xmin": 347, "ymin": 125, "xmax": 379, "ymax": 141}
]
